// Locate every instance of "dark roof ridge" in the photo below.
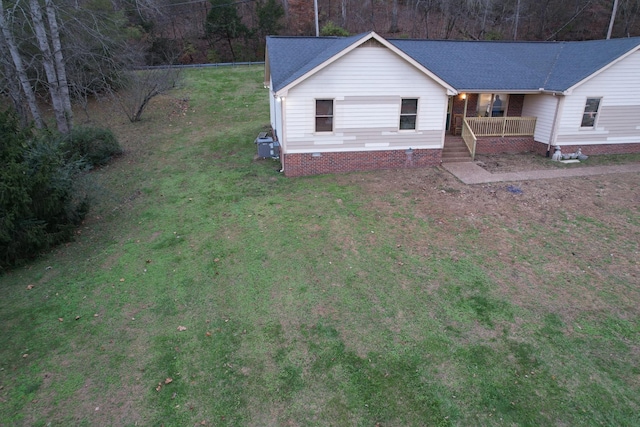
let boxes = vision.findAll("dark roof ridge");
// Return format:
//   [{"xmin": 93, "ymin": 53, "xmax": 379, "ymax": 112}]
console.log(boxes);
[
  {"xmin": 387, "ymin": 36, "xmax": 640, "ymax": 44},
  {"xmin": 542, "ymin": 44, "xmax": 565, "ymax": 90},
  {"xmin": 268, "ymin": 33, "xmax": 640, "ymax": 93}
]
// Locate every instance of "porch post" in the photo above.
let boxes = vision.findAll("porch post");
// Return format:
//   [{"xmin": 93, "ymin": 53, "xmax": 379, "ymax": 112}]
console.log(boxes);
[{"xmin": 463, "ymin": 95, "xmax": 468, "ymax": 119}]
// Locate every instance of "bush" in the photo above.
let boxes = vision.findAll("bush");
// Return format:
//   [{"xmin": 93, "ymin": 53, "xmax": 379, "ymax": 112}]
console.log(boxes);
[
  {"xmin": 0, "ymin": 111, "xmax": 91, "ymax": 269},
  {"xmin": 320, "ymin": 22, "xmax": 349, "ymax": 37},
  {"xmin": 62, "ymin": 126, "xmax": 122, "ymax": 167}
]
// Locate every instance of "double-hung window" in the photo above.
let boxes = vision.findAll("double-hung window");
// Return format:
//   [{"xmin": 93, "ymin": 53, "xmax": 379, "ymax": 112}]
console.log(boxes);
[
  {"xmin": 581, "ymin": 97, "xmax": 601, "ymax": 128},
  {"xmin": 400, "ymin": 98, "xmax": 418, "ymax": 130},
  {"xmin": 315, "ymin": 99, "xmax": 334, "ymax": 132}
]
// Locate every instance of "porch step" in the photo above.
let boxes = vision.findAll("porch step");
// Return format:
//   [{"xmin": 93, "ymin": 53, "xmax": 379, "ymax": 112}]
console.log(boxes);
[
  {"xmin": 443, "ymin": 146, "xmax": 470, "ymax": 154},
  {"xmin": 441, "ymin": 155, "xmax": 473, "ymax": 163},
  {"xmin": 442, "ymin": 138, "xmax": 472, "ymax": 163},
  {"xmin": 441, "ymin": 145, "xmax": 471, "ymax": 163}
]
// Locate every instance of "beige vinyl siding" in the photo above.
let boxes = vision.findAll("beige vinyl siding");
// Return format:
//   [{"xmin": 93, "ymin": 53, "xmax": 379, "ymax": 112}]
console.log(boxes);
[
  {"xmin": 269, "ymin": 89, "xmax": 285, "ymax": 150},
  {"xmin": 269, "ymin": 88, "xmax": 277, "ymax": 130},
  {"xmin": 282, "ymin": 45, "xmax": 448, "ymax": 153},
  {"xmin": 556, "ymin": 50, "xmax": 640, "ymax": 145},
  {"xmin": 522, "ymin": 94, "xmax": 557, "ymax": 143}
]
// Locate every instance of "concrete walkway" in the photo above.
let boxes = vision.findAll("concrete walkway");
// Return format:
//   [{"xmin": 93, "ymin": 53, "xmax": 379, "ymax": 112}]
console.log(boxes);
[{"xmin": 442, "ymin": 161, "xmax": 640, "ymax": 185}]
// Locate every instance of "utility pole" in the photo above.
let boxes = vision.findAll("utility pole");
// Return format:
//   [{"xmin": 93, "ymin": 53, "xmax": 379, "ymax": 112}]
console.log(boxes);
[
  {"xmin": 513, "ymin": 0, "xmax": 520, "ymax": 40},
  {"xmin": 314, "ymin": 0, "xmax": 319, "ymax": 36},
  {"xmin": 607, "ymin": 0, "xmax": 619, "ymax": 39}
]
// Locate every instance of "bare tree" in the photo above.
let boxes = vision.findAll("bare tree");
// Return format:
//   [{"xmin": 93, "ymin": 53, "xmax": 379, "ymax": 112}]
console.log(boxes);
[
  {"xmin": 46, "ymin": 0, "xmax": 72, "ymax": 125},
  {"xmin": 0, "ymin": 33, "xmax": 28, "ymax": 125},
  {"xmin": 114, "ymin": 68, "xmax": 181, "ymax": 122},
  {"xmin": 390, "ymin": 0, "xmax": 398, "ymax": 32},
  {"xmin": 29, "ymin": 0, "xmax": 71, "ymax": 133},
  {"xmin": 0, "ymin": 0, "xmax": 44, "ymax": 128},
  {"xmin": 341, "ymin": 0, "xmax": 347, "ymax": 27},
  {"xmin": 619, "ymin": 0, "xmax": 640, "ymax": 37}
]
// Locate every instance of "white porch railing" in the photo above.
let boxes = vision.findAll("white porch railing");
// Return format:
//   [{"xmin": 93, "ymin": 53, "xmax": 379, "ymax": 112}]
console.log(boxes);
[
  {"xmin": 461, "ymin": 119, "xmax": 477, "ymax": 160},
  {"xmin": 465, "ymin": 116, "xmax": 537, "ymax": 137}
]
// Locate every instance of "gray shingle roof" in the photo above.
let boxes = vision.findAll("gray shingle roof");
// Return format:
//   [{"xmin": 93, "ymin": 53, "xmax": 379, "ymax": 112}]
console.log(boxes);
[{"xmin": 267, "ymin": 33, "xmax": 640, "ymax": 93}]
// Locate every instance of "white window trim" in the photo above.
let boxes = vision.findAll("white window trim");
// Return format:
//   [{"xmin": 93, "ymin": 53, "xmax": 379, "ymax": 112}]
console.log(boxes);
[
  {"xmin": 580, "ymin": 97, "xmax": 602, "ymax": 129},
  {"xmin": 399, "ymin": 98, "xmax": 418, "ymax": 131},
  {"xmin": 315, "ymin": 99, "xmax": 334, "ymax": 134}
]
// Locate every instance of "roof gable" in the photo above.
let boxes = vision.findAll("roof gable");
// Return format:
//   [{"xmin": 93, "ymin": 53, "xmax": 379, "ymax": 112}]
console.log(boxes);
[
  {"xmin": 266, "ymin": 32, "xmax": 456, "ymax": 95},
  {"xmin": 544, "ymin": 38, "xmax": 640, "ymax": 92}
]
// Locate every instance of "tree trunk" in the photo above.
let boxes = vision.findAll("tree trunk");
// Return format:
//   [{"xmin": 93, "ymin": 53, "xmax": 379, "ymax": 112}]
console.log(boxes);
[
  {"xmin": 390, "ymin": 0, "xmax": 399, "ymax": 32},
  {"xmin": 513, "ymin": 0, "xmax": 520, "ymax": 40},
  {"xmin": 0, "ymin": 35, "xmax": 28, "ymax": 126},
  {"xmin": 29, "ymin": 0, "xmax": 69, "ymax": 133},
  {"xmin": 45, "ymin": 0, "xmax": 72, "ymax": 130},
  {"xmin": 341, "ymin": 0, "xmax": 347, "ymax": 27},
  {"xmin": 607, "ymin": 0, "xmax": 619, "ymax": 39},
  {"xmin": 370, "ymin": 0, "xmax": 374, "ymax": 30},
  {"xmin": 480, "ymin": 0, "xmax": 490, "ymax": 38},
  {"xmin": 0, "ymin": 0, "xmax": 44, "ymax": 128}
]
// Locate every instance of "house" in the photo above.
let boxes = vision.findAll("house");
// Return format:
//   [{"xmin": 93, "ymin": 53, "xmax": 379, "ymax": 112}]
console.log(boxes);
[{"xmin": 264, "ymin": 31, "xmax": 640, "ymax": 177}]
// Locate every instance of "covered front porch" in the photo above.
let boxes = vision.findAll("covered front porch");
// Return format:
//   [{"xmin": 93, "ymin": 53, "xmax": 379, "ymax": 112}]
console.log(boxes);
[{"xmin": 447, "ymin": 93, "xmax": 537, "ymax": 161}]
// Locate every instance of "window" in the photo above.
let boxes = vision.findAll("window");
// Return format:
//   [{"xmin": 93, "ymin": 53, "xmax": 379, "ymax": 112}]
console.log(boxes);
[
  {"xmin": 581, "ymin": 97, "xmax": 601, "ymax": 128},
  {"xmin": 400, "ymin": 98, "xmax": 418, "ymax": 130},
  {"xmin": 478, "ymin": 93, "xmax": 508, "ymax": 117},
  {"xmin": 315, "ymin": 99, "xmax": 334, "ymax": 132}
]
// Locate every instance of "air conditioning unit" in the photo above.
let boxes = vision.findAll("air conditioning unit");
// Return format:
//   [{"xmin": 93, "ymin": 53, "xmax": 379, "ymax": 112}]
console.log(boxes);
[{"xmin": 254, "ymin": 132, "xmax": 280, "ymax": 159}]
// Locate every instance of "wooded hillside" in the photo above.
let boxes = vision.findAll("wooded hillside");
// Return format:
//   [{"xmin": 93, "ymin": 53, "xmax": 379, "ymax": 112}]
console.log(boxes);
[
  {"xmin": 1, "ymin": 0, "xmax": 639, "ymax": 111},
  {"xmin": 142, "ymin": 0, "xmax": 640, "ymax": 63}
]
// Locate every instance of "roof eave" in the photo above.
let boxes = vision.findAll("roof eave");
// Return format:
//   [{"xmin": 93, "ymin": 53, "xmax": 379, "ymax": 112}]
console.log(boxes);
[
  {"xmin": 264, "ymin": 42, "xmax": 271, "ymax": 88},
  {"xmin": 456, "ymin": 89, "xmax": 545, "ymax": 94}
]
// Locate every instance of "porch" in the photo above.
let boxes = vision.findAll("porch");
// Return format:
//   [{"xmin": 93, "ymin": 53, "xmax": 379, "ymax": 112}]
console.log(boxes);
[
  {"xmin": 446, "ymin": 116, "xmax": 537, "ymax": 161},
  {"xmin": 447, "ymin": 93, "xmax": 537, "ymax": 161}
]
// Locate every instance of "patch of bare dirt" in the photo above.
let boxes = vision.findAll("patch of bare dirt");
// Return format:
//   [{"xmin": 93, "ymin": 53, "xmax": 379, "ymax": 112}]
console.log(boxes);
[
  {"xmin": 335, "ymin": 158, "xmax": 640, "ymax": 328},
  {"xmin": 475, "ymin": 152, "xmax": 563, "ymax": 172}
]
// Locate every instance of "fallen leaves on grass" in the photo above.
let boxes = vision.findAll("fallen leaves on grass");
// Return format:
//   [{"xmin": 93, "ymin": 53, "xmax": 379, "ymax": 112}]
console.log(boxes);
[
  {"xmin": 119, "ymin": 278, "xmax": 125, "ymax": 282},
  {"xmin": 156, "ymin": 378, "xmax": 174, "ymax": 392},
  {"xmin": 206, "ymin": 331, "xmax": 212, "ymax": 337},
  {"xmin": 22, "ymin": 354, "xmax": 28, "ymax": 358},
  {"xmin": 58, "ymin": 318, "xmax": 64, "ymax": 322},
  {"xmin": 26, "ymin": 284, "xmax": 35, "ymax": 290},
  {"xmin": 177, "ymin": 325, "xmax": 187, "ymax": 331}
]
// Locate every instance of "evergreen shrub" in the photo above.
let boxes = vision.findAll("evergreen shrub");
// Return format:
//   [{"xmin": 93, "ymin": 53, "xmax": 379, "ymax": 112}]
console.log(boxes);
[
  {"xmin": 62, "ymin": 126, "xmax": 122, "ymax": 167},
  {"xmin": 0, "ymin": 111, "xmax": 92, "ymax": 269}
]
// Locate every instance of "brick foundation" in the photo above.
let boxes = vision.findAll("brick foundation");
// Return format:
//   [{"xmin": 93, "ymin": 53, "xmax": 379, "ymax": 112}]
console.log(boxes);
[
  {"xmin": 540, "ymin": 142, "xmax": 640, "ymax": 156},
  {"xmin": 283, "ymin": 149, "xmax": 442, "ymax": 177},
  {"xmin": 475, "ymin": 136, "xmax": 536, "ymax": 154}
]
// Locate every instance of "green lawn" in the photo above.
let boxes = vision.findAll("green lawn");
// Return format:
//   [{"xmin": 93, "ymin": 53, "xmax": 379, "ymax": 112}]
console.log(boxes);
[{"xmin": 1, "ymin": 66, "xmax": 639, "ymax": 426}]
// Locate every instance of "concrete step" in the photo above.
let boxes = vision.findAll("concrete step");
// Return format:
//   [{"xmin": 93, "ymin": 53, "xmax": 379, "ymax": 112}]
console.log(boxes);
[
  {"xmin": 442, "ymin": 150, "xmax": 471, "ymax": 156},
  {"xmin": 442, "ymin": 156, "xmax": 473, "ymax": 163},
  {"xmin": 443, "ymin": 148, "xmax": 470, "ymax": 155},
  {"xmin": 443, "ymin": 145, "xmax": 468, "ymax": 151}
]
